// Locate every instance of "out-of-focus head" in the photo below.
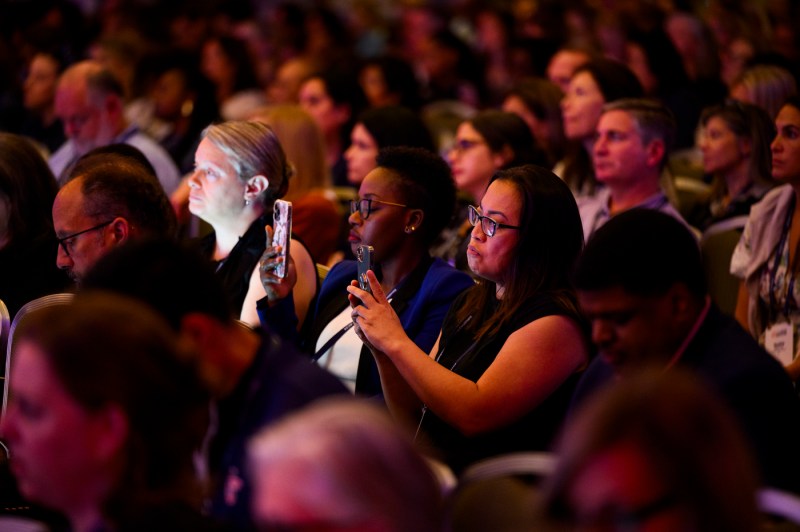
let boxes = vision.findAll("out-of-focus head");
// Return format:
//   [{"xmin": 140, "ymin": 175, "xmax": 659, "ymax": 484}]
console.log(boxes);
[
  {"xmin": 349, "ymin": 146, "xmax": 455, "ymax": 262},
  {"xmin": 0, "ymin": 133, "xmax": 58, "ymax": 249},
  {"xmin": 546, "ymin": 48, "xmax": 592, "ymax": 92},
  {"xmin": 502, "ymin": 77, "xmax": 565, "ymax": 164},
  {"xmin": 561, "ymin": 58, "xmax": 644, "ymax": 141},
  {"xmin": 52, "ymin": 147, "xmax": 176, "ymax": 282},
  {"xmin": 699, "ymin": 100, "xmax": 775, "ymax": 182},
  {"xmin": 200, "ymin": 35, "xmax": 259, "ymax": 93},
  {"xmin": 448, "ymin": 110, "xmax": 542, "ymax": 201},
  {"xmin": 540, "ymin": 368, "xmax": 760, "ymax": 532},
  {"xmin": 267, "ymin": 56, "xmax": 318, "ymax": 105},
  {"xmin": 575, "ymin": 210, "xmax": 705, "ymax": 371},
  {"xmin": 54, "ymin": 60, "xmax": 125, "ymax": 155},
  {"xmin": 298, "ymin": 67, "xmax": 365, "ymax": 139},
  {"xmin": 730, "ymin": 64, "xmax": 798, "ymax": 119},
  {"xmin": 24, "ymin": 51, "xmax": 65, "ymax": 112},
  {"xmin": 358, "ymin": 55, "xmax": 421, "ymax": 110},
  {"xmin": 772, "ymin": 97, "xmax": 800, "ymax": 184},
  {"xmin": 248, "ymin": 397, "xmax": 444, "ymax": 532},
  {"xmin": 345, "ymin": 106, "xmax": 434, "ymax": 185},
  {"xmin": 1, "ymin": 292, "xmax": 209, "ymax": 528}
]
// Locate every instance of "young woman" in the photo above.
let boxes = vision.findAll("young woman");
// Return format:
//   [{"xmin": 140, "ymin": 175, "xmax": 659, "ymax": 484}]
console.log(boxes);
[
  {"xmin": 349, "ymin": 165, "xmax": 590, "ymax": 472},
  {"xmin": 733, "ymin": 97, "xmax": 800, "ymax": 380}
]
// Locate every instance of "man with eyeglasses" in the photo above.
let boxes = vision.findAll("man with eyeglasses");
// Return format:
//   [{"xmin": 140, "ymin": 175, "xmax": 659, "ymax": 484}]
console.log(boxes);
[
  {"xmin": 52, "ymin": 148, "xmax": 176, "ymax": 283},
  {"xmin": 577, "ymin": 98, "xmax": 696, "ymax": 241}
]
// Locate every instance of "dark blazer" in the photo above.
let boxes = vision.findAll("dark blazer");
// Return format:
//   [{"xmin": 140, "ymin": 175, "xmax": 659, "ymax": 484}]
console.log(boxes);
[
  {"xmin": 305, "ymin": 256, "xmax": 474, "ymax": 395},
  {"xmin": 571, "ymin": 304, "xmax": 800, "ymax": 493}
]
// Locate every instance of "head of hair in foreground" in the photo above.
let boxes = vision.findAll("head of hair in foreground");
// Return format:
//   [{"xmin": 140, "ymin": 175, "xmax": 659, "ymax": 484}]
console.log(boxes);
[
  {"xmin": 247, "ymin": 397, "xmax": 444, "ymax": 532},
  {"xmin": 3, "ymin": 292, "xmax": 209, "ymax": 529},
  {"xmin": 373, "ymin": 146, "xmax": 456, "ymax": 247},
  {"xmin": 538, "ymin": 368, "xmax": 760, "ymax": 532},
  {"xmin": 200, "ymin": 120, "xmax": 292, "ymax": 209},
  {"xmin": 457, "ymin": 164, "xmax": 583, "ymax": 338},
  {"xmin": 602, "ymin": 98, "xmax": 678, "ymax": 172},
  {"xmin": 0, "ymin": 132, "xmax": 59, "ymax": 247}
]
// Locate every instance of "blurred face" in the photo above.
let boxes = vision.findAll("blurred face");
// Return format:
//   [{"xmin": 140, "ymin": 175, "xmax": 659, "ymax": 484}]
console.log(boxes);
[
  {"xmin": 566, "ymin": 440, "xmax": 687, "ymax": 532},
  {"xmin": 578, "ymin": 287, "xmax": 676, "ymax": 372},
  {"xmin": 547, "ymin": 50, "xmax": 589, "ymax": 93},
  {"xmin": 699, "ymin": 116, "xmax": 747, "ymax": 176},
  {"xmin": 23, "ymin": 54, "xmax": 60, "ymax": 112},
  {"xmin": 188, "ymin": 137, "xmax": 247, "ymax": 226},
  {"xmin": 771, "ymin": 104, "xmax": 800, "ymax": 184},
  {"xmin": 151, "ymin": 69, "xmax": 189, "ymax": 121},
  {"xmin": 344, "ymin": 123, "xmax": 379, "ymax": 185},
  {"xmin": 299, "ymin": 78, "xmax": 348, "ymax": 138},
  {"xmin": 503, "ymin": 95, "xmax": 548, "ymax": 149},
  {"xmin": 593, "ymin": 110, "xmax": 653, "ymax": 187},
  {"xmin": 448, "ymin": 122, "xmax": 503, "ymax": 201},
  {"xmin": 625, "ymin": 43, "xmax": 657, "ymax": 95},
  {"xmin": 52, "ymin": 180, "xmax": 115, "ymax": 282},
  {"xmin": 54, "ymin": 82, "xmax": 115, "ymax": 155},
  {"xmin": 562, "ymin": 71, "xmax": 605, "ymax": 140},
  {"xmin": 347, "ymin": 167, "xmax": 410, "ymax": 263},
  {"xmin": 200, "ymin": 39, "xmax": 233, "ymax": 86},
  {"xmin": 466, "ymin": 179, "xmax": 521, "ymax": 293},
  {"xmin": 1, "ymin": 341, "xmax": 119, "ymax": 514},
  {"xmin": 359, "ymin": 65, "xmax": 391, "ymax": 108}
]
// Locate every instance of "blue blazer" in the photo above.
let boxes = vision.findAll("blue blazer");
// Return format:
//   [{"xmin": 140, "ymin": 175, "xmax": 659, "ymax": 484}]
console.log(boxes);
[{"xmin": 306, "ymin": 256, "xmax": 474, "ymax": 395}]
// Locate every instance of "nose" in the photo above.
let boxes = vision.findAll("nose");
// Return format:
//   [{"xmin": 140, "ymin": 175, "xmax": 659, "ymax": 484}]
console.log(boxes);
[
  {"xmin": 593, "ymin": 135, "xmax": 607, "ymax": 155},
  {"xmin": 187, "ymin": 171, "xmax": 201, "ymax": 189},
  {"xmin": 56, "ymin": 245, "xmax": 73, "ymax": 271},
  {"xmin": 772, "ymin": 135, "xmax": 782, "ymax": 154},
  {"xmin": 591, "ymin": 319, "xmax": 614, "ymax": 348},
  {"xmin": 348, "ymin": 208, "xmax": 362, "ymax": 227},
  {"xmin": 470, "ymin": 219, "xmax": 486, "ymax": 240},
  {"xmin": 0, "ymin": 405, "xmax": 17, "ymax": 443}
]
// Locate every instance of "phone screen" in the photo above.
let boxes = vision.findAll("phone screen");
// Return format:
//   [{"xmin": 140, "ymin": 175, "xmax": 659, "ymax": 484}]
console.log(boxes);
[
  {"xmin": 356, "ymin": 244, "xmax": 374, "ymax": 294},
  {"xmin": 272, "ymin": 200, "xmax": 292, "ymax": 279}
]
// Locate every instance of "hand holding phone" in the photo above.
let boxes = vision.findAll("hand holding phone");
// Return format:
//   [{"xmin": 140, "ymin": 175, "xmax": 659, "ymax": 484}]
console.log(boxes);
[
  {"xmin": 356, "ymin": 244, "xmax": 374, "ymax": 294},
  {"xmin": 272, "ymin": 200, "xmax": 292, "ymax": 279}
]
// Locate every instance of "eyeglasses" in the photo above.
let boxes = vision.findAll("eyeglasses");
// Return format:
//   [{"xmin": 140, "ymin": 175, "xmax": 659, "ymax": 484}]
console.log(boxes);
[
  {"xmin": 350, "ymin": 198, "xmax": 408, "ymax": 219},
  {"xmin": 57, "ymin": 220, "xmax": 114, "ymax": 257},
  {"xmin": 468, "ymin": 205, "xmax": 522, "ymax": 237},
  {"xmin": 450, "ymin": 138, "xmax": 486, "ymax": 154}
]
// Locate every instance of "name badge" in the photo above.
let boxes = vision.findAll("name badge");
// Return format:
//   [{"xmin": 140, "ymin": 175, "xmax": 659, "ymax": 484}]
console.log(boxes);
[{"xmin": 765, "ymin": 321, "xmax": 795, "ymax": 367}]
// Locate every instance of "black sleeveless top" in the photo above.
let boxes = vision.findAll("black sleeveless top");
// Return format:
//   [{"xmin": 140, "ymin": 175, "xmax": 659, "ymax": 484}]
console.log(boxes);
[{"xmin": 418, "ymin": 288, "xmax": 584, "ymax": 473}]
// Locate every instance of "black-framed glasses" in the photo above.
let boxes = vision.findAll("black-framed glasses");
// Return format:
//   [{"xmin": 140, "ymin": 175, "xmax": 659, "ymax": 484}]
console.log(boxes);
[
  {"xmin": 468, "ymin": 205, "xmax": 521, "ymax": 237},
  {"xmin": 349, "ymin": 198, "xmax": 408, "ymax": 219},
  {"xmin": 57, "ymin": 220, "xmax": 114, "ymax": 257}
]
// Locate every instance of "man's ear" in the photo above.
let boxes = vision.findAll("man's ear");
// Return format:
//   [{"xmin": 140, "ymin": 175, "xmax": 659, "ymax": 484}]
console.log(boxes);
[
  {"xmin": 108, "ymin": 217, "xmax": 131, "ymax": 244},
  {"xmin": 645, "ymin": 139, "xmax": 666, "ymax": 168},
  {"xmin": 244, "ymin": 175, "xmax": 269, "ymax": 204},
  {"xmin": 668, "ymin": 282, "xmax": 694, "ymax": 316}
]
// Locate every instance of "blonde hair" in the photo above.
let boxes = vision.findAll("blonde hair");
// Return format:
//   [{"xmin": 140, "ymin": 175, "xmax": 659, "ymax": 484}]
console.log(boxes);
[
  {"xmin": 250, "ymin": 105, "xmax": 330, "ymax": 202},
  {"xmin": 732, "ymin": 65, "xmax": 798, "ymax": 119}
]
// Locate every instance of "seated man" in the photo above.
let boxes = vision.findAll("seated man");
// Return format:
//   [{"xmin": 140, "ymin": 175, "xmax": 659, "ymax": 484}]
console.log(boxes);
[
  {"xmin": 578, "ymin": 98, "xmax": 694, "ymax": 241},
  {"xmin": 52, "ymin": 147, "xmax": 176, "ymax": 283},
  {"xmin": 50, "ymin": 60, "xmax": 180, "ymax": 193},
  {"xmin": 81, "ymin": 238, "xmax": 348, "ymax": 530},
  {"xmin": 572, "ymin": 209, "xmax": 800, "ymax": 493}
]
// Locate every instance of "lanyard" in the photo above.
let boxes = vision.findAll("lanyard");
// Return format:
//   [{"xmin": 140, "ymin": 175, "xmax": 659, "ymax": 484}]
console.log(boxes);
[{"xmin": 769, "ymin": 196, "xmax": 797, "ymax": 321}]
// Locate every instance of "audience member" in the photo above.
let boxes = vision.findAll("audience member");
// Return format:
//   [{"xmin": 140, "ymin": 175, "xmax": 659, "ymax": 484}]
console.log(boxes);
[
  {"xmin": 557, "ymin": 58, "xmax": 644, "ymax": 198},
  {"xmin": 50, "ymin": 60, "xmax": 181, "ymax": 193},
  {"xmin": 52, "ymin": 145, "xmax": 176, "ymax": 284},
  {"xmin": 2, "ymin": 292, "xmax": 217, "ymax": 531},
  {"xmin": 200, "ymin": 35, "xmax": 266, "ymax": 121},
  {"xmin": 730, "ymin": 64, "xmax": 798, "ymax": 119},
  {"xmin": 357, "ymin": 55, "xmax": 422, "ymax": 110},
  {"xmin": 433, "ymin": 110, "xmax": 545, "ymax": 271},
  {"xmin": 541, "ymin": 368, "xmax": 760, "ymax": 532},
  {"xmin": 691, "ymin": 100, "xmax": 775, "ymax": 230},
  {"xmin": 298, "ymin": 66, "xmax": 366, "ymax": 187},
  {"xmin": 545, "ymin": 47, "xmax": 592, "ymax": 93},
  {"xmin": 81, "ymin": 238, "xmax": 348, "ymax": 530},
  {"xmin": 248, "ymin": 397, "xmax": 444, "ymax": 532},
  {"xmin": 19, "ymin": 50, "xmax": 67, "ymax": 154},
  {"xmin": 502, "ymin": 77, "xmax": 566, "ymax": 168},
  {"xmin": 344, "ymin": 105, "xmax": 435, "ymax": 186},
  {"xmin": 350, "ymin": 165, "xmax": 589, "ymax": 472},
  {"xmin": 0, "ymin": 133, "xmax": 69, "ymax": 318},
  {"xmin": 250, "ymin": 104, "xmax": 340, "ymax": 265},
  {"xmin": 577, "ymin": 98, "xmax": 691, "ymax": 241},
  {"xmin": 732, "ymin": 96, "xmax": 800, "ymax": 380},
  {"xmin": 266, "ymin": 56, "xmax": 318, "ymax": 105},
  {"xmin": 573, "ymin": 209, "xmax": 800, "ymax": 493},
  {"xmin": 189, "ymin": 120, "xmax": 317, "ymax": 329},
  {"xmin": 265, "ymin": 147, "xmax": 472, "ymax": 394}
]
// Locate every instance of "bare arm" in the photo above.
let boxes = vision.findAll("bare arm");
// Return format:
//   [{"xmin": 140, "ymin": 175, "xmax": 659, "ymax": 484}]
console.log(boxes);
[
  {"xmin": 734, "ymin": 280, "xmax": 750, "ymax": 333},
  {"xmin": 350, "ymin": 271, "xmax": 588, "ymax": 436}
]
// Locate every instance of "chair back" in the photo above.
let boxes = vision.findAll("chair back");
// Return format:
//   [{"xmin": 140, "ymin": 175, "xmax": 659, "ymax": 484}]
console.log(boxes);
[
  {"xmin": 3, "ymin": 293, "xmax": 74, "ymax": 418},
  {"xmin": 701, "ymin": 222, "xmax": 746, "ymax": 316}
]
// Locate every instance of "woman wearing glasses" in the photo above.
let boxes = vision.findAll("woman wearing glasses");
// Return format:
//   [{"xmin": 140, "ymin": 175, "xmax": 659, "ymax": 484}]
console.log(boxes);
[
  {"xmin": 294, "ymin": 146, "xmax": 473, "ymax": 394},
  {"xmin": 349, "ymin": 165, "xmax": 590, "ymax": 472},
  {"xmin": 433, "ymin": 110, "xmax": 545, "ymax": 271}
]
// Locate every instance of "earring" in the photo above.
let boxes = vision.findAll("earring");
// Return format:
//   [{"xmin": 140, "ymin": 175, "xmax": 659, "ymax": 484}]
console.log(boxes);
[
  {"xmin": 405, "ymin": 226, "xmax": 416, "ymax": 234},
  {"xmin": 245, "ymin": 199, "xmax": 251, "ymax": 206}
]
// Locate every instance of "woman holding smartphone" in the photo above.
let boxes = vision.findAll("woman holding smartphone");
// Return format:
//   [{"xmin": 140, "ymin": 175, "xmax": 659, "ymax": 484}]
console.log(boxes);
[
  {"xmin": 349, "ymin": 165, "xmax": 590, "ymax": 472},
  {"xmin": 263, "ymin": 147, "xmax": 473, "ymax": 394},
  {"xmin": 189, "ymin": 120, "xmax": 317, "ymax": 329}
]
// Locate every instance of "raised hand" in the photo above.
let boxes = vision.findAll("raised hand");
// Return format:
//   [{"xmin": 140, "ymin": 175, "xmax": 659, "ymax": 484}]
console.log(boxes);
[{"xmin": 259, "ymin": 225, "xmax": 297, "ymax": 305}]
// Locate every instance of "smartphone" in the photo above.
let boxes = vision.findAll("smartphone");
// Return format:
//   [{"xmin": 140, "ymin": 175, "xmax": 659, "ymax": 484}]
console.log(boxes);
[
  {"xmin": 356, "ymin": 244, "xmax": 374, "ymax": 294},
  {"xmin": 272, "ymin": 199, "xmax": 292, "ymax": 279}
]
